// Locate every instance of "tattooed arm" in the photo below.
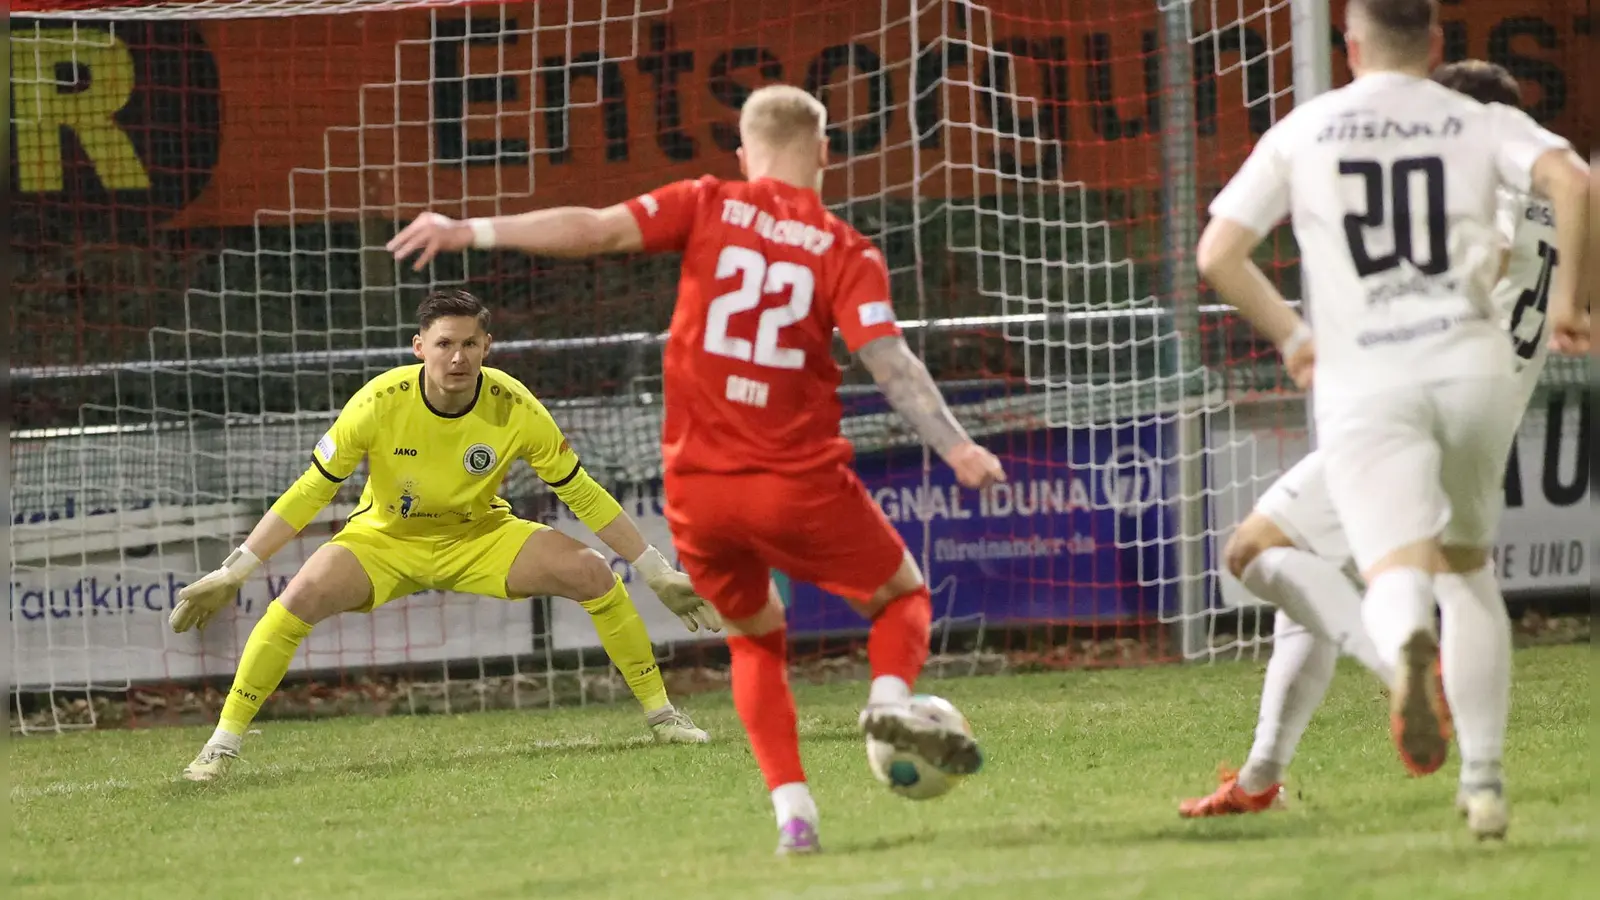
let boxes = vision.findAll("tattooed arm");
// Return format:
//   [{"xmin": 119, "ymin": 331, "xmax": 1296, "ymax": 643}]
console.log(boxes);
[{"xmin": 857, "ymin": 336, "xmax": 1004, "ymax": 488}]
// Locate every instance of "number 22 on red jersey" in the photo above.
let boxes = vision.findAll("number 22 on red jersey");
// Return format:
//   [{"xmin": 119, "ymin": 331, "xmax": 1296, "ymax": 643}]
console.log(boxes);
[{"xmin": 626, "ymin": 176, "xmax": 901, "ymax": 397}]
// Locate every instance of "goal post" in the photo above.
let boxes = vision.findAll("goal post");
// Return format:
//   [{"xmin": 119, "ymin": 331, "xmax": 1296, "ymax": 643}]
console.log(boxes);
[
  {"xmin": 18, "ymin": 0, "xmax": 1582, "ymax": 734},
  {"xmin": 6, "ymin": 0, "xmax": 1323, "ymax": 732}
]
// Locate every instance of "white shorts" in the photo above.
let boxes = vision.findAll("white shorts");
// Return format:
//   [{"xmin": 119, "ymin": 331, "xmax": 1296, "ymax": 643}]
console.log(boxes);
[
  {"xmin": 1254, "ymin": 451, "xmax": 1350, "ymax": 566},
  {"xmin": 1316, "ymin": 376, "xmax": 1523, "ymax": 572}
]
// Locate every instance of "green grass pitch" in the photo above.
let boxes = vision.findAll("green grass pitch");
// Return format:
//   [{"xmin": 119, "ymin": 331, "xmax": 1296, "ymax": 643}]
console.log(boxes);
[{"xmin": 11, "ymin": 644, "xmax": 1589, "ymax": 899}]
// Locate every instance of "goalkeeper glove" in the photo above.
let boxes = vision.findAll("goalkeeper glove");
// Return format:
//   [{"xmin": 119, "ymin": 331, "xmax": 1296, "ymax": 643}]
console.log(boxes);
[
  {"xmin": 631, "ymin": 546, "xmax": 723, "ymax": 633},
  {"xmin": 171, "ymin": 545, "xmax": 261, "ymax": 633}
]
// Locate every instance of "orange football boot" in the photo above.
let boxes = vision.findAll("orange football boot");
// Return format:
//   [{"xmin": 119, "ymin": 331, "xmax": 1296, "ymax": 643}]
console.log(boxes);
[
  {"xmin": 1390, "ymin": 632, "xmax": 1452, "ymax": 776},
  {"xmin": 1178, "ymin": 765, "xmax": 1285, "ymax": 818}
]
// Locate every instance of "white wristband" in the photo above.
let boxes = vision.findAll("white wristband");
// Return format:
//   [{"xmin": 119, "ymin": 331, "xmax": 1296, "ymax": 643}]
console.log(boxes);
[
  {"xmin": 222, "ymin": 544, "xmax": 263, "ymax": 579},
  {"xmin": 630, "ymin": 545, "xmax": 673, "ymax": 580},
  {"xmin": 1280, "ymin": 322, "xmax": 1312, "ymax": 360},
  {"xmin": 467, "ymin": 218, "xmax": 497, "ymax": 250}
]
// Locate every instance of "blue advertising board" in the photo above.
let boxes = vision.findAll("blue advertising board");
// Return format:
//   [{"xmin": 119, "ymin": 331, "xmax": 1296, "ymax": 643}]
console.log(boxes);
[{"xmin": 776, "ymin": 413, "xmax": 1188, "ymax": 636}]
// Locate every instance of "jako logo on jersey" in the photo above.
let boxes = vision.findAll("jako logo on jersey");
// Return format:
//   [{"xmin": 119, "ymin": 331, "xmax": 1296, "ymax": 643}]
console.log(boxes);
[
  {"xmin": 638, "ymin": 194, "xmax": 660, "ymax": 217},
  {"xmin": 463, "ymin": 443, "xmax": 498, "ymax": 475},
  {"xmin": 1101, "ymin": 446, "xmax": 1161, "ymax": 517},
  {"xmin": 393, "ymin": 447, "xmax": 418, "ymax": 456}
]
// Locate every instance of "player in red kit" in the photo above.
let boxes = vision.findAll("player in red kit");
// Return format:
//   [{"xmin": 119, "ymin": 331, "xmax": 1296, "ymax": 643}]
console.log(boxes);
[{"xmin": 390, "ymin": 84, "xmax": 1005, "ymax": 855}]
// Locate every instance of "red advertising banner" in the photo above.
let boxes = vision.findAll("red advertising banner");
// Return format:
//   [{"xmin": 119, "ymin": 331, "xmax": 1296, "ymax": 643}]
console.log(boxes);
[{"xmin": 10, "ymin": 0, "xmax": 1589, "ymax": 229}]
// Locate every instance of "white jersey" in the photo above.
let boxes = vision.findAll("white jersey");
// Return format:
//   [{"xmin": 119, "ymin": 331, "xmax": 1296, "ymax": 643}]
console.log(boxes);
[
  {"xmin": 1256, "ymin": 189, "xmax": 1563, "ymax": 566},
  {"xmin": 1493, "ymin": 188, "xmax": 1557, "ymax": 404},
  {"xmin": 1210, "ymin": 72, "xmax": 1571, "ymax": 398}
]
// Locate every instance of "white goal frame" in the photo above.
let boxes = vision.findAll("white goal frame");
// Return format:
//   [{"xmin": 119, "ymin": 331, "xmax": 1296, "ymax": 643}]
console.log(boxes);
[{"xmin": 10, "ymin": 0, "xmax": 1352, "ymax": 735}]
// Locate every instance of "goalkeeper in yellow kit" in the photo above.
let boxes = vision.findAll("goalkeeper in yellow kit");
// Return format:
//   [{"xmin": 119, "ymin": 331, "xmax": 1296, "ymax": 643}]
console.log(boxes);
[{"xmin": 172, "ymin": 289, "xmax": 722, "ymax": 781}]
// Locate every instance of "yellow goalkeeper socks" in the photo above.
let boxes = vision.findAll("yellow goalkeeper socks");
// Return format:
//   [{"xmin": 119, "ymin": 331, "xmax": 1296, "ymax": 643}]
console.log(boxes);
[
  {"xmin": 580, "ymin": 576, "xmax": 670, "ymax": 713},
  {"xmin": 217, "ymin": 600, "xmax": 314, "ymax": 737}
]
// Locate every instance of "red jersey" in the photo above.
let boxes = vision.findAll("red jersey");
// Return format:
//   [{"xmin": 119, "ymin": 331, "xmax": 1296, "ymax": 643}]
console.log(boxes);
[{"xmin": 625, "ymin": 176, "xmax": 901, "ymax": 477}]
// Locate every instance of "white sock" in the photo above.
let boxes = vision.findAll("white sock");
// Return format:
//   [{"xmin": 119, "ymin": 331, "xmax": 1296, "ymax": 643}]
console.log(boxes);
[
  {"xmin": 1242, "ymin": 547, "xmax": 1393, "ymax": 687},
  {"xmin": 208, "ymin": 727, "xmax": 243, "ymax": 753},
  {"xmin": 771, "ymin": 781, "xmax": 818, "ymax": 827},
  {"xmin": 1241, "ymin": 611, "xmax": 1338, "ymax": 793},
  {"xmin": 1436, "ymin": 565, "xmax": 1510, "ymax": 787},
  {"xmin": 868, "ymin": 675, "xmax": 911, "ymax": 707},
  {"xmin": 1361, "ymin": 567, "xmax": 1436, "ymax": 671}
]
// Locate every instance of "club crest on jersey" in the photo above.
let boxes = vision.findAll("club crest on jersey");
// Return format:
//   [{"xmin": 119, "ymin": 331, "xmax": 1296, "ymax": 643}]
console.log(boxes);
[{"xmin": 463, "ymin": 443, "xmax": 498, "ymax": 476}]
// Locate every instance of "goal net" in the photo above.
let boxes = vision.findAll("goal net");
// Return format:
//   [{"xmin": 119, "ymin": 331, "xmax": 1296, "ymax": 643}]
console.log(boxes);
[{"xmin": 11, "ymin": 0, "xmax": 1582, "ymax": 733}]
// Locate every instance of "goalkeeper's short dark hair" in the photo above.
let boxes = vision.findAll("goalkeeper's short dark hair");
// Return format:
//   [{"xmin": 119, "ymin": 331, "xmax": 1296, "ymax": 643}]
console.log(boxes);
[
  {"xmin": 1430, "ymin": 60, "xmax": 1522, "ymax": 108},
  {"xmin": 417, "ymin": 288, "xmax": 491, "ymax": 333}
]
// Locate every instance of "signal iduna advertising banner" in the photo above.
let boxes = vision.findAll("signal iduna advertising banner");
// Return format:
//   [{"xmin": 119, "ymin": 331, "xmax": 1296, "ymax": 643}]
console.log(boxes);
[
  {"xmin": 547, "ymin": 406, "xmax": 1186, "ymax": 647},
  {"xmin": 11, "ymin": 0, "xmax": 1587, "ymax": 231}
]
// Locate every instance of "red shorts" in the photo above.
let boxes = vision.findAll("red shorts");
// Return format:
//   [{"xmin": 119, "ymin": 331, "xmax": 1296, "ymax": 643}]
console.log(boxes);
[{"xmin": 664, "ymin": 466, "xmax": 908, "ymax": 621}]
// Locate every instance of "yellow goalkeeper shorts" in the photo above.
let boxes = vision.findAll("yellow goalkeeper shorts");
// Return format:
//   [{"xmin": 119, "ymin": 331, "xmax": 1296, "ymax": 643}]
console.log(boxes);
[{"xmin": 330, "ymin": 508, "xmax": 548, "ymax": 610}]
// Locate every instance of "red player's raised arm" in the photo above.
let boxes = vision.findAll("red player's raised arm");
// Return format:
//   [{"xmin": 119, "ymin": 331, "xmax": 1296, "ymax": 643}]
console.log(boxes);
[
  {"xmin": 389, "ymin": 179, "xmax": 711, "ymax": 268},
  {"xmin": 388, "ymin": 203, "xmax": 645, "ymax": 266},
  {"xmin": 622, "ymin": 178, "xmax": 708, "ymax": 254}
]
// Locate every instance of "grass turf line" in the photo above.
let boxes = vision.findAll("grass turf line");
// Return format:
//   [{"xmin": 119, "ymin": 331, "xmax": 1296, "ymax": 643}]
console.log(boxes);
[{"xmin": 10, "ymin": 644, "xmax": 1590, "ymax": 900}]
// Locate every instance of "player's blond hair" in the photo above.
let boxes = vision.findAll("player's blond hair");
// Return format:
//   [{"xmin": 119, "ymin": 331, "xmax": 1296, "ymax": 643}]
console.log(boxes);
[{"xmin": 739, "ymin": 85, "xmax": 827, "ymax": 151}]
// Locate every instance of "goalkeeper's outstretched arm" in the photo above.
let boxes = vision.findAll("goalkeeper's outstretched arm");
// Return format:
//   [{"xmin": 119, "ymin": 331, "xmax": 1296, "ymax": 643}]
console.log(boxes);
[
  {"xmin": 527, "ymin": 407, "xmax": 723, "ymax": 633},
  {"xmin": 173, "ymin": 388, "xmax": 373, "ymax": 633},
  {"xmin": 169, "ymin": 464, "xmax": 343, "ymax": 633},
  {"xmin": 857, "ymin": 335, "xmax": 1005, "ymax": 491}
]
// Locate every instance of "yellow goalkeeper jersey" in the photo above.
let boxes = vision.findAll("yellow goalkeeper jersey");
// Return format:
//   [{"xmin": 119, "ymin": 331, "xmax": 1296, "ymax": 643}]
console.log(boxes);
[{"xmin": 269, "ymin": 364, "xmax": 622, "ymax": 536}]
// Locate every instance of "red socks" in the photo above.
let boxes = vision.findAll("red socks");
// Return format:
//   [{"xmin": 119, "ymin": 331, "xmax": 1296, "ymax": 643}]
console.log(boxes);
[
  {"xmin": 728, "ymin": 630, "xmax": 805, "ymax": 790},
  {"xmin": 727, "ymin": 586, "xmax": 931, "ymax": 791},
  {"xmin": 868, "ymin": 586, "xmax": 932, "ymax": 685}
]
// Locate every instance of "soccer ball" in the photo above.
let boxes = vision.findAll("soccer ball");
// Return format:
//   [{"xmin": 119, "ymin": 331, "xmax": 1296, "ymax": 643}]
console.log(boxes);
[{"xmin": 864, "ymin": 694, "xmax": 975, "ymax": 800}]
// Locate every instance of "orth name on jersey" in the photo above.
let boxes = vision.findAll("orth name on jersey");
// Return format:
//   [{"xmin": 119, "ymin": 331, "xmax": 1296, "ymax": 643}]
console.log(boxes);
[{"xmin": 1209, "ymin": 74, "xmax": 1571, "ymax": 397}]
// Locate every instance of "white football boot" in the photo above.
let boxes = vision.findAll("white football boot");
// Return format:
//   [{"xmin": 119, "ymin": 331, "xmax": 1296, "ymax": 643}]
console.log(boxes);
[
  {"xmin": 182, "ymin": 743, "xmax": 239, "ymax": 782},
  {"xmin": 1457, "ymin": 784, "xmax": 1510, "ymax": 840},
  {"xmin": 648, "ymin": 707, "xmax": 709, "ymax": 744}
]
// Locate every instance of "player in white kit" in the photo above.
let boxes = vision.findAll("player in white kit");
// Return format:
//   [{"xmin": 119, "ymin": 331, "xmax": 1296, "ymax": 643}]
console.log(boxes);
[
  {"xmin": 1191, "ymin": 0, "xmax": 1589, "ymax": 840},
  {"xmin": 1179, "ymin": 60, "xmax": 1580, "ymax": 836}
]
